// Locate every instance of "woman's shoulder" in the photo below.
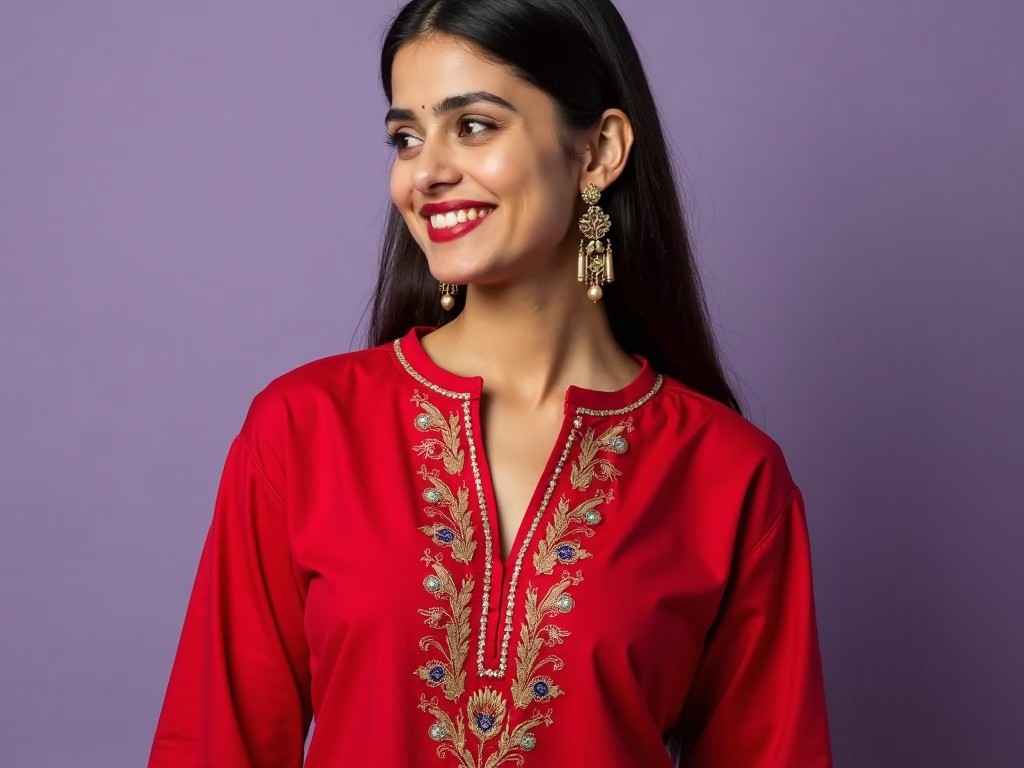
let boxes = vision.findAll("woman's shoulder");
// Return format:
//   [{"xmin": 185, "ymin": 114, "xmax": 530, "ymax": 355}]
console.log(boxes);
[
  {"xmin": 655, "ymin": 375, "xmax": 789, "ymax": 470},
  {"xmin": 263, "ymin": 341, "xmax": 394, "ymax": 399},
  {"xmin": 237, "ymin": 340, "xmax": 398, "ymax": 447},
  {"xmin": 653, "ymin": 375, "xmax": 801, "ymax": 547}
]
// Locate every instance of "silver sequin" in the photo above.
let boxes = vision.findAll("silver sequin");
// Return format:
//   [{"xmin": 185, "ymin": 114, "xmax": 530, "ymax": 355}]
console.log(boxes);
[
  {"xmin": 423, "ymin": 488, "xmax": 442, "ymax": 504},
  {"xmin": 555, "ymin": 594, "xmax": 575, "ymax": 613},
  {"xmin": 520, "ymin": 732, "xmax": 537, "ymax": 751},
  {"xmin": 585, "ymin": 510, "xmax": 603, "ymax": 526},
  {"xmin": 423, "ymin": 575, "xmax": 443, "ymax": 593},
  {"xmin": 414, "ymin": 413, "xmax": 434, "ymax": 430},
  {"xmin": 429, "ymin": 722, "xmax": 449, "ymax": 741},
  {"xmin": 610, "ymin": 436, "xmax": 629, "ymax": 454}
]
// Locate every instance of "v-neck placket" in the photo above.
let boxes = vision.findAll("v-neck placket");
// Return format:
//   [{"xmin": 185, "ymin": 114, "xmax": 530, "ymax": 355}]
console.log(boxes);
[{"xmin": 393, "ymin": 326, "xmax": 663, "ymax": 679}]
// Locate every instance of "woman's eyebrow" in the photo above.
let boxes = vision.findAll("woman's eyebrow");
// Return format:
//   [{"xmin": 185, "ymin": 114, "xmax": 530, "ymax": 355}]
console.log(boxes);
[{"xmin": 384, "ymin": 91, "xmax": 517, "ymax": 125}]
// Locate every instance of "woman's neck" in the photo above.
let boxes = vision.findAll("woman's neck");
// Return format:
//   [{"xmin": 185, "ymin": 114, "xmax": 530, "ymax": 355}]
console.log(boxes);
[{"xmin": 422, "ymin": 278, "xmax": 639, "ymax": 409}]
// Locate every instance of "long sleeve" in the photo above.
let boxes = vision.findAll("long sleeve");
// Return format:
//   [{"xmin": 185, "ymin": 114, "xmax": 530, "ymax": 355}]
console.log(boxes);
[
  {"xmin": 675, "ymin": 486, "xmax": 833, "ymax": 767},
  {"xmin": 148, "ymin": 433, "xmax": 312, "ymax": 768}
]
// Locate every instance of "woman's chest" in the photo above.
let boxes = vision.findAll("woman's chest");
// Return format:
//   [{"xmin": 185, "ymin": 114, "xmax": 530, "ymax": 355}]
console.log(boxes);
[{"xmin": 283, "ymin": 390, "xmax": 732, "ymax": 710}]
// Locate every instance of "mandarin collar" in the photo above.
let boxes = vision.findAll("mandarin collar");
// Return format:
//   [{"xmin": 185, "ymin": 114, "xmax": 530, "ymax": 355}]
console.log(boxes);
[{"xmin": 394, "ymin": 325, "xmax": 661, "ymax": 413}]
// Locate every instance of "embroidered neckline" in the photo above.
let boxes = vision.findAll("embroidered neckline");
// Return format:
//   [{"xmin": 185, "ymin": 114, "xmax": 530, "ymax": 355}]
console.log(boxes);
[
  {"xmin": 392, "ymin": 326, "xmax": 663, "ymax": 414},
  {"xmin": 393, "ymin": 334, "xmax": 473, "ymax": 402},
  {"xmin": 407, "ymin": 370, "xmax": 655, "ymax": 763},
  {"xmin": 398, "ymin": 332, "xmax": 662, "ymax": 677}
]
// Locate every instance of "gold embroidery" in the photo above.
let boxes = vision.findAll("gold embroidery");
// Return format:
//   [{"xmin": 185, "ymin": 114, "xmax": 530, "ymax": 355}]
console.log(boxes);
[
  {"xmin": 417, "ymin": 466, "xmax": 477, "ymax": 564},
  {"xmin": 399, "ymin": 333, "xmax": 659, "ymax": 764},
  {"xmin": 419, "ymin": 691, "xmax": 553, "ymax": 768},
  {"xmin": 510, "ymin": 572, "xmax": 581, "ymax": 708},
  {"xmin": 417, "ymin": 551, "xmax": 474, "ymax": 701},
  {"xmin": 420, "ymin": 573, "xmax": 575, "ymax": 765},
  {"xmin": 575, "ymin": 374, "xmax": 665, "ymax": 417},
  {"xmin": 398, "ymin": 335, "xmax": 660, "ymax": 683},
  {"xmin": 570, "ymin": 420, "xmax": 631, "ymax": 490},
  {"xmin": 419, "ymin": 694, "xmax": 474, "ymax": 767},
  {"xmin": 395, "ymin": 339, "xmax": 473, "ymax": 401},
  {"xmin": 533, "ymin": 492, "xmax": 611, "ymax": 575},
  {"xmin": 466, "ymin": 687, "xmax": 506, "ymax": 744},
  {"xmin": 413, "ymin": 392, "xmax": 466, "ymax": 475}
]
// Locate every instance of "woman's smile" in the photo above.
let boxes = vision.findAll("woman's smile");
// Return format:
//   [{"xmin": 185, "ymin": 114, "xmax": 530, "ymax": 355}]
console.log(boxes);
[
  {"xmin": 386, "ymin": 35, "xmax": 580, "ymax": 285},
  {"xmin": 420, "ymin": 200, "xmax": 497, "ymax": 243}
]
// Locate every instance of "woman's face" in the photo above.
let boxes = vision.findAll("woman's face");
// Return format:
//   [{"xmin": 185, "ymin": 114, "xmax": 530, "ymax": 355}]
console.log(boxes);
[{"xmin": 386, "ymin": 34, "xmax": 581, "ymax": 288}]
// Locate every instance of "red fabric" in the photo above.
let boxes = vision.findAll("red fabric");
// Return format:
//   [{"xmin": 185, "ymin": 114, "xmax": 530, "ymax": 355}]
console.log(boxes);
[{"xmin": 149, "ymin": 326, "xmax": 832, "ymax": 767}]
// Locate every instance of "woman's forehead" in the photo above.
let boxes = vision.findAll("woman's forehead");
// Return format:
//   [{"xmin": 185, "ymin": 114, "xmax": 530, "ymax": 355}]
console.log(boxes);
[{"xmin": 390, "ymin": 35, "xmax": 522, "ymax": 106}]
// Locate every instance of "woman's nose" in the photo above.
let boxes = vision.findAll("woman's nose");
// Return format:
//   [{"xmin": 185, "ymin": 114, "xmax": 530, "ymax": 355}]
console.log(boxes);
[{"xmin": 412, "ymin": 138, "xmax": 461, "ymax": 194}]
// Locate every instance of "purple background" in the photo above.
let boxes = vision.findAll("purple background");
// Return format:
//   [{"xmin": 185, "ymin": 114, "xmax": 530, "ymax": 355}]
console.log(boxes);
[{"xmin": 2, "ymin": 1, "xmax": 1021, "ymax": 766}]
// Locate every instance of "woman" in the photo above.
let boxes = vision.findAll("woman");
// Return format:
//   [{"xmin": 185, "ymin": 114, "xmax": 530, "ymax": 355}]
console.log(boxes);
[{"xmin": 149, "ymin": 0, "xmax": 833, "ymax": 766}]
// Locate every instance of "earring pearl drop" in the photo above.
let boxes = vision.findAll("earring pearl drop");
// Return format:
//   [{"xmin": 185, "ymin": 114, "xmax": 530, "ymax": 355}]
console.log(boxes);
[{"xmin": 439, "ymin": 282, "xmax": 458, "ymax": 310}]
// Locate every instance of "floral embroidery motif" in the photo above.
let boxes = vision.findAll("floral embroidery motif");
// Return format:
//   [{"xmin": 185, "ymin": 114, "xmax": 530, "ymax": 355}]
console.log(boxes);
[
  {"xmin": 510, "ymin": 571, "xmax": 581, "ymax": 707},
  {"xmin": 419, "ymin": 691, "xmax": 553, "ymax": 768},
  {"xmin": 413, "ymin": 391, "xmax": 466, "ymax": 475},
  {"xmin": 417, "ymin": 551, "xmax": 474, "ymax": 701},
  {"xmin": 533, "ymin": 492, "xmax": 611, "ymax": 575},
  {"xmin": 467, "ymin": 687, "xmax": 507, "ymax": 742},
  {"xmin": 570, "ymin": 420, "xmax": 632, "ymax": 490},
  {"xmin": 412, "ymin": 412, "xmax": 625, "ymax": 765},
  {"xmin": 418, "ymin": 466, "xmax": 477, "ymax": 563},
  {"xmin": 413, "ymin": 391, "xmax": 477, "ymax": 564},
  {"xmin": 399, "ymin": 349, "xmax": 655, "ymax": 765},
  {"xmin": 412, "ymin": 393, "xmax": 477, "ymax": 707}
]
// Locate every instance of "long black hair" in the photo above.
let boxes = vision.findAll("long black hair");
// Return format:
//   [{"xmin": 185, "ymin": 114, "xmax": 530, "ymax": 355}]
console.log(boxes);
[{"xmin": 371, "ymin": 0, "xmax": 742, "ymax": 414}]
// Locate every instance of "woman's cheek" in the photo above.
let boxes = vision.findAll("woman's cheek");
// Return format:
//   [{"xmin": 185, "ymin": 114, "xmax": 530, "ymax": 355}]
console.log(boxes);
[
  {"xmin": 388, "ymin": 166, "xmax": 409, "ymax": 209},
  {"xmin": 476, "ymin": 149, "xmax": 523, "ymax": 192}
]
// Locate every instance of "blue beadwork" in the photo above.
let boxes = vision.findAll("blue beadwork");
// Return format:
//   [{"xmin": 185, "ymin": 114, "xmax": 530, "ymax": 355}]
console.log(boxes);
[
  {"xmin": 556, "ymin": 544, "xmax": 575, "ymax": 561},
  {"xmin": 428, "ymin": 665, "xmax": 446, "ymax": 682},
  {"xmin": 436, "ymin": 528, "xmax": 456, "ymax": 544},
  {"xmin": 476, "ymin": 715, "xmax": 495, "ymax": 732},
  {"xmin": 532, "ymin": 681, "xmax": 550, "ymax": 698}
]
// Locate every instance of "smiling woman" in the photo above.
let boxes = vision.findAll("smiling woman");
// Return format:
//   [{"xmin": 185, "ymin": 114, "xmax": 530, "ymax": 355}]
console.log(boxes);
[
  {"xmin": 147, "ymin": 1, "xmax": 833, "ymax": 767},
  {"xmin": 386, "ymin": 36, "xmax": 605, "ymax": 306}
]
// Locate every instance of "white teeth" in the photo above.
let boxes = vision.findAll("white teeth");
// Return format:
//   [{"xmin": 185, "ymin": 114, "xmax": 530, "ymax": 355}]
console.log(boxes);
[{"xmin": 428, "ymin": 208, "xmax": 494, "ymax": 229}]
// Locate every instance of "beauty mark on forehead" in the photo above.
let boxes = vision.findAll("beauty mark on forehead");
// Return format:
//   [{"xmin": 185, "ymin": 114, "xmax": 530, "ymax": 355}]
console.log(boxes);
[{"xmin": 385, "ymin": 91, "xmax": 517, "ymax": 125}]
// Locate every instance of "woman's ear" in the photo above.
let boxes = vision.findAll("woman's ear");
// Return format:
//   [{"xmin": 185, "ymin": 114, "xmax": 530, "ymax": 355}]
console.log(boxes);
[{"xmin": 579, "ymin": 108, "xmax": 634, "ymax": 191}]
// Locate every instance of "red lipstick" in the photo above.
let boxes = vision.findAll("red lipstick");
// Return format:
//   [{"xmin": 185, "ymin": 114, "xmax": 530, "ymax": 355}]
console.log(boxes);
[{"xmin": 420, "ymin": 200, "xmax": 496, "ymax": 243}]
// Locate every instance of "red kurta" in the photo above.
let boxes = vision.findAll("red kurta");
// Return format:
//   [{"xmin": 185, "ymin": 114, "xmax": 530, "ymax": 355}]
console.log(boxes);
[{"xmin": 149, "ymin": 326, "xmax": 832, "ymax": 767}]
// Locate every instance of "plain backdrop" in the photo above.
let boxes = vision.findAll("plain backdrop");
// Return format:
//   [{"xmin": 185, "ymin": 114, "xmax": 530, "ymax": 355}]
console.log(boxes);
[{"xmin": 2, "ymin": 1, "xmax": 1022, "ymax": 766}]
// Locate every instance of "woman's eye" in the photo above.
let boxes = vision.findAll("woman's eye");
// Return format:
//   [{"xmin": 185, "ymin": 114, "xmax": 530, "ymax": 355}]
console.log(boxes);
[
  {"xmin": 386, "ymin": 131, "xmax": 423, "ymax": 151},
  {"xmin": 459, "ymin": 119, "xmax": 493, "ymax": 137}
]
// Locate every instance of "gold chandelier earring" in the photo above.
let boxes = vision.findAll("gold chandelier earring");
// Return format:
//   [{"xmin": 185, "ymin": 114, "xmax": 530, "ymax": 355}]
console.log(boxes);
[
  {"xmin": 577, "ymin": 183, "xmax": 615, "ymax": 302},
  {"xmin": 439, "ymin": 282, "xmax": 458, "ymax": 311}
]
